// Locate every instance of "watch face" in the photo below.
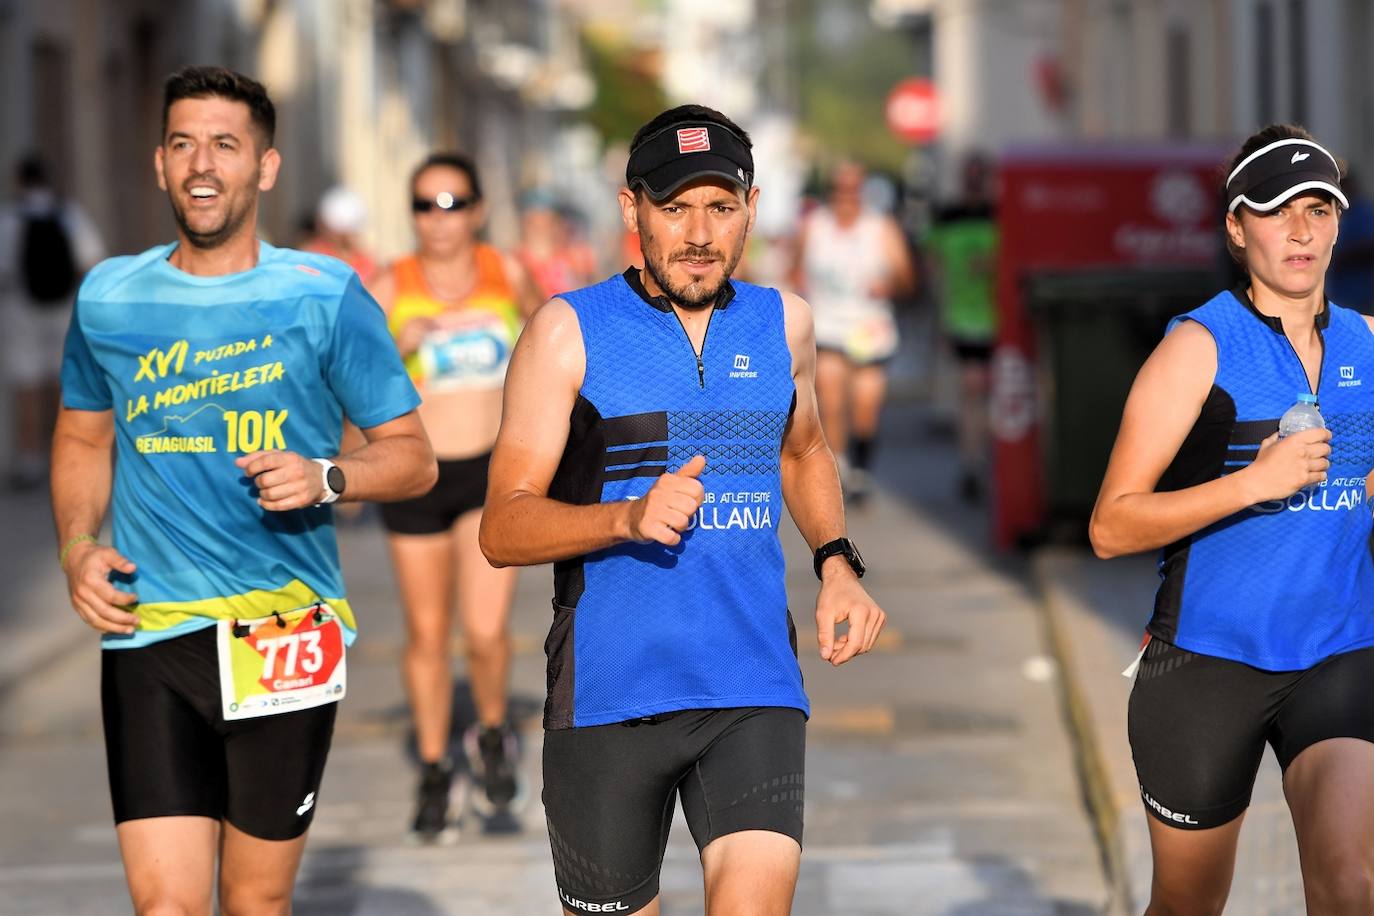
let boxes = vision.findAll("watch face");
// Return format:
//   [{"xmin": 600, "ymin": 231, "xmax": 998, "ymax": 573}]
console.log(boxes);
[
  {"xmin": 846, "ymin": 541, "xmax": 866, "ymax": 575},
  {"xmin": 326, "ymin": 465, "xmax": 345, "ymax": 495}
]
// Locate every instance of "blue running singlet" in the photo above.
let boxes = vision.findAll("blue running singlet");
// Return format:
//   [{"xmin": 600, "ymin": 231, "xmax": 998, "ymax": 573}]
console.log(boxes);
[
  {"xmin": 543, "ymin": 268, "xmax": 809, "ymax": 727},
  {"xmin": 1150, "ymin": 286, "xmax": 1374, "ymax": 670}
]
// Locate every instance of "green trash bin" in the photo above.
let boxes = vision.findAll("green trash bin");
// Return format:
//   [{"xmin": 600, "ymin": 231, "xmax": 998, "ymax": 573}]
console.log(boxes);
[{"xmin": 1026, "ymin": 269, "xmax": 1223, "ymax": 542}]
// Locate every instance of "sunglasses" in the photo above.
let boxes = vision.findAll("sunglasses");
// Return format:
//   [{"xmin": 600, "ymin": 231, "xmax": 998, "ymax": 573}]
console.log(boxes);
[{"xmin": 411, "ymin": 192, "xmax": 479, "ymax": 214}]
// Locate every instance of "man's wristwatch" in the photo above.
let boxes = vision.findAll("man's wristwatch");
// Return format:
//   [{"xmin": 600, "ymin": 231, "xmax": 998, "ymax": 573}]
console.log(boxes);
[
  {"xmin": 313, "ymin": 458, "xmax": 346, "ymax": 505},
  {"xmin": 814, "ymin": 537, "xmax": 865, "ymax": 580}
]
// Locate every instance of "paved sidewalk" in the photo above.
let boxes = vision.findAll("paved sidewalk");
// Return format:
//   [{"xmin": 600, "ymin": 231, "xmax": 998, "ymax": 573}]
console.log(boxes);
[
  {"xmin": 1035, "ymin": 548, "xmax": 1303, "ymax": 914},
  {"xmin": 0, "ymin": 400, "xmax": 1110, "ymax": 914}
]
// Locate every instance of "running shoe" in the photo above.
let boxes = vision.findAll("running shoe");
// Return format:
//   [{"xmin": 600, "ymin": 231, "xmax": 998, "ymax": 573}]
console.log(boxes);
[
  {"xmin": 410, "ymin": 758, "xmax": 456, "ymax": 843},
  {"xmin": 465, "ymin": 723, "xmax": 524, "ymax": 817}
]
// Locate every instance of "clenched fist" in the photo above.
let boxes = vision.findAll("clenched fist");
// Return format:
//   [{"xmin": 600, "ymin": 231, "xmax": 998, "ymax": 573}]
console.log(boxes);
[
  {"xmin": 235, "ymin": 450, "xmax": 327, "ymax": 511},
  {"xmin": 627, "ymin": 454, "xmax": 707, "ymax": 546}
]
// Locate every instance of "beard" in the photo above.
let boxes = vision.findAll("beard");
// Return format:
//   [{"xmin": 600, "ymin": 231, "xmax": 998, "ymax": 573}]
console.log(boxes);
[
  {"xmin": 641, "ymin": 234, "xmax": 745, "ymax": 312},
  {"xmin": 167, "ymin": 174, "xmax": 257, "ymax": 250}
]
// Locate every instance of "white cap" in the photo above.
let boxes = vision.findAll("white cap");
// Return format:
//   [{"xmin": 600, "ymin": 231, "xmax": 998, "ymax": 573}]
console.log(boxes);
[{"xmin": 318, "ymin": 186, "xmax": 367, "ymax": 234}]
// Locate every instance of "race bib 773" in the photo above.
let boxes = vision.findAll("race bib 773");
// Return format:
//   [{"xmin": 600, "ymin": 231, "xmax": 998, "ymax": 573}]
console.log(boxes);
[{"xmin": 217, "ymin": 603, "xmax": 347, "ymax": 720}]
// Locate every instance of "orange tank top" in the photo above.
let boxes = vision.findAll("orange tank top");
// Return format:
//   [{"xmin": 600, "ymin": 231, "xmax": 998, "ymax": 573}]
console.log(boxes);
[{"xmin": 388, "ymin": 245, "xmax": 522, "ymax": 390}]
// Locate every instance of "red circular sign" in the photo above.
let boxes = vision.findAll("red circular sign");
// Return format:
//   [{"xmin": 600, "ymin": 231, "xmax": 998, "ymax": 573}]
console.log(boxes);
[{"xmin": 885, "ymin": 78, "xmax": 940, "ymax": 144}]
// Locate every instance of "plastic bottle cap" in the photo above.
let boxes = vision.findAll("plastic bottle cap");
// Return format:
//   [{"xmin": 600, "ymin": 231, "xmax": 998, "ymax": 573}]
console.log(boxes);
[{"xmin": 1297, "ymin": 393, "xmax": 1318, "ymax": 404}]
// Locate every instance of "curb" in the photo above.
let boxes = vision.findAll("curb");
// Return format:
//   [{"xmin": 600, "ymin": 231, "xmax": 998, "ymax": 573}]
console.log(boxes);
[{"xmin": 1032, "ymin": 548, "xmax": 1136, "ymax": 916}]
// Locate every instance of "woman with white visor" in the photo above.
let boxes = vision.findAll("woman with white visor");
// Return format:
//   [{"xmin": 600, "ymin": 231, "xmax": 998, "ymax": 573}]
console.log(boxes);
[{"xmin": 1091, "ymin": 124, "xmax": 1374, "ymax": 915}]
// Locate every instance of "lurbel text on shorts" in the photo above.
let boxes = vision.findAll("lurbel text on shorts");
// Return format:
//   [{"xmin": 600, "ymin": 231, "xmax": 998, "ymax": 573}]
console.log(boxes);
[
  {"xmin": 559, "ymin": 890, "xmax": 629, "ymax": 912},
  {"xmin": 1142, "ymin": 790, "xmax": 1198, "ymax": 825},
  {"xmin": 1253, "ymin": 483, "xmax": 1365, "ymax": 514}
]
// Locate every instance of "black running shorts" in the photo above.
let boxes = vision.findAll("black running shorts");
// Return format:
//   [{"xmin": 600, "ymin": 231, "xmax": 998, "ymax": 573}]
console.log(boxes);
[
  {"xmin": 1128, "ymin": 637, "xmax": 1374, "ymax": 830},
  {"xmin": 379, "ymin": 452, "xmax": 491, "ymax": 535},
  {"xmin": 102, "ymin": 626, "xmax": 337, "ymax": 841},
  {"xmin": 542, "ymin": 706, "xmax": 805, "ymax": 914}
]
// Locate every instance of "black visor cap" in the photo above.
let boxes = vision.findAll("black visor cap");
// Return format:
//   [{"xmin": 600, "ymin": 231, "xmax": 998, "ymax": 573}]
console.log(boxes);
[
  {"xmin": 1226, "ymin": 138, "xmax": 1348, "ymax": 213},
  {"xmin": 626, "ymin": 121, "xmax": 754, "ymax": 202}
]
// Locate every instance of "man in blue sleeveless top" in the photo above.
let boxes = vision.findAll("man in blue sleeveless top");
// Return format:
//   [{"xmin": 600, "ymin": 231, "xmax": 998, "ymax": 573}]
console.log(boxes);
[
  {"xmin": 482, "ymin": 105, "xmax": 887, "ymax": 915},
  {"xmin": 52, "ymin": 67, "xmax": 436, "ymax": 913}
]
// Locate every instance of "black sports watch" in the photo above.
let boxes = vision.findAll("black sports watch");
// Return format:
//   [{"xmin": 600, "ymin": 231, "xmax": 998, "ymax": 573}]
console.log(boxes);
[{"xmin": 814, "ymin": 537, "xmax": 865, "ymax": 580}]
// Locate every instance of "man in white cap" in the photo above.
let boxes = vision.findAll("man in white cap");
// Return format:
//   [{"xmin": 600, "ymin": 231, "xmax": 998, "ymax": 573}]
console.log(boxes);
[{"xmin": 303, "ymin": 185, "xmax": 376, "ymax": 284}]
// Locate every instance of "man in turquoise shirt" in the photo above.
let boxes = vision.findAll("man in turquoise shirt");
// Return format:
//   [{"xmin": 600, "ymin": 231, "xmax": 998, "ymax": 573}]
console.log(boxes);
[{"xmin": 52, "ymin": 66, "xmax": 436, "ymax": 914}]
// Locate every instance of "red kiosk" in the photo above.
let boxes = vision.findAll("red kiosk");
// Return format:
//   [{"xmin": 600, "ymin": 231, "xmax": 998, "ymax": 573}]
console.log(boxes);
[{"xmin": 992, "ymin": 144, "xmax": 1231, "ymax": 548}]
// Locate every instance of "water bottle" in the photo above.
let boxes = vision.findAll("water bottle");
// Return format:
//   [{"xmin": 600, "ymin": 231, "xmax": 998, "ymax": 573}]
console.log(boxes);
[{"xmin": 1278, "ymin": 393, "xmax": 1325, "ymax": 438}]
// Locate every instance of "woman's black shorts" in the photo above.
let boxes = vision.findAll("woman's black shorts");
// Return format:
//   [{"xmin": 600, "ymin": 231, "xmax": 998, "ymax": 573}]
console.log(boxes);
[
  {"xmin": 379, "ymin": 452, "xmax": 491, "ymax": 535},
  {"xmin": 1128, "ymin": 637, "xmax": 1374, "ymax": 830}
]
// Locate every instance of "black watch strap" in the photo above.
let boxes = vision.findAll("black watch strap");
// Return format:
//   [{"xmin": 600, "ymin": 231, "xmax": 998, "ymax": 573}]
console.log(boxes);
[{"xmin": 814, "ymin": 537, "xmax": 864, "ymax": 580}]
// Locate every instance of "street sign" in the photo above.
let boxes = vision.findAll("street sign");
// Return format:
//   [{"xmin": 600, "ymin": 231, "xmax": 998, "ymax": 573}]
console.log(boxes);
[{"xmin": 885, "ymin": 77, "xmax": 939, "ymax": 145}]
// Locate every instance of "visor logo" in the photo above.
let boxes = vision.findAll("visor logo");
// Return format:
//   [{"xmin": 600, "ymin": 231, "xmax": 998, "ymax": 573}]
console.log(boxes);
[
  {"xmin": 677, "ymin": 127, "xmax": 711, "ymax": 154},
  {"xmin": 1292, "ymin": 151, "xmax": 1311, "ymax": 164}
]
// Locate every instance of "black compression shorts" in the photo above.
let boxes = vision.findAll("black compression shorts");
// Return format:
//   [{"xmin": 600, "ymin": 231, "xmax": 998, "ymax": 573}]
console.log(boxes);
[
  {"xmin": 102, "ymin": 626, "xmax": 337, "ymax": 840},
  {"xmin": 542, "ymin": 706, "xmax": 805, "ymax": 914},
  {"xmin": 1128, "ymin": 637, "xmax": 1374, "ymax": 830},
  {"xmin": 379, "ymin": 452, "xmax": 491, "ymax": 535}
]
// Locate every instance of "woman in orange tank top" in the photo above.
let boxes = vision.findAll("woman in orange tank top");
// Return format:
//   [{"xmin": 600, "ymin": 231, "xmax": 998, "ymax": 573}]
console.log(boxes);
[{"xmin": 367, "ymin": 153, "xmax": 542, "ymax": 842}]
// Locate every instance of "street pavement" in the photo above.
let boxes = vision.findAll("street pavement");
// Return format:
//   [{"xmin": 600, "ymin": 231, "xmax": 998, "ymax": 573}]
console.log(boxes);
[{"xmin": 0, "ymin": 399, "xmax": 1110, "ymax": 915}]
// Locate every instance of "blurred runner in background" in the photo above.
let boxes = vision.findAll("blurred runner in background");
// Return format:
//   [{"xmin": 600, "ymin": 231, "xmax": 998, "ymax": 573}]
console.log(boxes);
[
  {"xmin": 368, "ymin": 151, "xmax": 542, "ymax": 842},
  {"xmin": 1325, "ymin": 168, "xmax": 1374, "ymax": 315},
  {"xmin": 0, "ymin": 154, "xmax": 105, "ymax": 490},
  {"xmin": 791, "ymin": 160, "xmax": 915, "ymax": 505},
  {"xmin": 516, "ymin": 189, "xmax": 597, "ymax": 300},
  {"xmin": 302, "ymin": 185, "xmax": 377, "ymax": 285},
  {"xmin": 927, "ymin": 152, "xmax": 999, "ymax": 503}
]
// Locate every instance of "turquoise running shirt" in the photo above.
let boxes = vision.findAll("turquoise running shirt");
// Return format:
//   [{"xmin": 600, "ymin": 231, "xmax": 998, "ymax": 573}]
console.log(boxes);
[{"xmin": 61, "ymin": 241, "xmax": 421, "ymax": 648}]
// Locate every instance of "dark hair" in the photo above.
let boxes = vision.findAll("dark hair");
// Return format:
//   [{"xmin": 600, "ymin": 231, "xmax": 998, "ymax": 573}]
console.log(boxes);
[
  {"xmin": 1224, "ymin": 123, "xmax": 1344, "ymax": 265},
  {"xmin": 629, "ymin": 105, "xmax": 752, "ymax": 157},
  {"xmin": 410, "ymin": 152, "xmax": 483, "ymax": 201},
  {"xmin": 16, "ymin": 154, "xmax": 48, "ymax": 189},
  {"xmin": 162, "ymin": 66, "xmax": 276, "ymax": 149}
]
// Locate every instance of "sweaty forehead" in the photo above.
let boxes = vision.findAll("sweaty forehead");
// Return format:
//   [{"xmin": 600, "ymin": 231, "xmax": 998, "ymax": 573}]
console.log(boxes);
[{"xmin": 165, "ymin": 96, "xmax": 256, "ymax": 138}]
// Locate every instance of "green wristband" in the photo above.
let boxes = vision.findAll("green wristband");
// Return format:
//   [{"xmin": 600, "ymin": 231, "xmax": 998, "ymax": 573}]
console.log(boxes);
[{"xmin": 59, "ymin": 534, "xmax": 97, "ymax": 570}]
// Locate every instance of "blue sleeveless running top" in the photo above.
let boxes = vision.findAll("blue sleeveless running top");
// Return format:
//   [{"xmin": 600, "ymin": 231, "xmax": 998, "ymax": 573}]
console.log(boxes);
[
  {"xmin": 1150, "ymin": 287, "xmax": 1374, "ymax": 670},
  {"xmin": 543, "ymin": 268, "xmax": 809, "ymax": 728}
]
